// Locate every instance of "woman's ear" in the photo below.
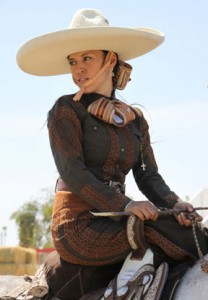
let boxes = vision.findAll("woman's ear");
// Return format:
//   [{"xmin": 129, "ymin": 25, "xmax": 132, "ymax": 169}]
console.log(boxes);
[{"xmin": 109, "ymin": 52, "xmax": 118, "ymax": 68}]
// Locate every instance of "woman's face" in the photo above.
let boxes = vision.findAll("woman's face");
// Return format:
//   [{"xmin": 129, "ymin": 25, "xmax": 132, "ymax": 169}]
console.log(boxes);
[{"xmin": 68, "ymin": 50, "xmax": 116, "ymax": 96}]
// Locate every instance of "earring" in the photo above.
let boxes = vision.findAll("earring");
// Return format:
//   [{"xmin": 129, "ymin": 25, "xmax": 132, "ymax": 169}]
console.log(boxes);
[{"xmin": 110, "ymin": 67, "xmax": 114, "ymax": 77}]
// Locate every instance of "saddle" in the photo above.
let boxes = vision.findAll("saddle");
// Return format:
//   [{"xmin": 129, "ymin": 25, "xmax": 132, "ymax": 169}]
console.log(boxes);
[{"xmin": 78, "ymin": 261, "xmax": 189, "ymax": 300}]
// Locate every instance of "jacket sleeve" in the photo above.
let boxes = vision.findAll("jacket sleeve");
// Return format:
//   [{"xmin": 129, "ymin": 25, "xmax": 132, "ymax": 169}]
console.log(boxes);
[
  {"xmin": 47, "ymin": 97, "xmax": 131, "ymax": 212},
  {"xmin": 132, "ymin": 116, "xmax": 180, "ymax": 208}
]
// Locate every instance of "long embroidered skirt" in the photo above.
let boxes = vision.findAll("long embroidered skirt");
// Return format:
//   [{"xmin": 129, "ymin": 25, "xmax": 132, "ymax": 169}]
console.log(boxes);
[{"xmin": 52, "ymin": 191, "xmax": 208, "ymax": 266}]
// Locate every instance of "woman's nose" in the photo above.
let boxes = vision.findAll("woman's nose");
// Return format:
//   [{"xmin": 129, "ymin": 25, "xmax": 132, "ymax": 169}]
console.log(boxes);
[{"xmin": 75, "ymin": 63, "xmax": 86, "ymax": 74}]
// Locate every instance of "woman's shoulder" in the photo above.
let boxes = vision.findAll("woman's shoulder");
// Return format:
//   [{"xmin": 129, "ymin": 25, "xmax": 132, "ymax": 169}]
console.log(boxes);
[
  {"xmin": 132, "ymin": 106, "xmax": 143, "ymax": 118},
  {"xmin": 49, "ymin": 93, "xmax": 80, "ymax": 113},
  {"xmin": 128, "ymin": 103, "xmax": 144, "ymax": 121},
  {"xmin": 47, "ymin": 94, "xmax": 88, "ymax": 123},
  {"xmin": 47, "ymin": 94, "xmax": 77, "ymax": 121},
  {"xmin": 53, "ymin": 94, "xmax": 76, "ymax": 107}
]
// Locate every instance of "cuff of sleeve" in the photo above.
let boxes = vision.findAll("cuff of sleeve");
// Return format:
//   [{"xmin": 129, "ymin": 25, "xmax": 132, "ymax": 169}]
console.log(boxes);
[{"xmin": 124, "ymin": 200, "xmax": 134, "ymax": 212}]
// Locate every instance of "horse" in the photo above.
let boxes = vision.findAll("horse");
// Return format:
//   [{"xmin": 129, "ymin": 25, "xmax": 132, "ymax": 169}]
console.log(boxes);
[{"xmin": 174, "ymin": 254, "xmax": 208, "ymax": 300}]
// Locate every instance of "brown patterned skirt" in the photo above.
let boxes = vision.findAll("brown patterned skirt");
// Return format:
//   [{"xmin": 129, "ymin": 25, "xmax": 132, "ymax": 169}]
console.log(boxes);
[
  {"xmin": 52, "ymin": 191, "xmax": 208, "ymax": 266},
  {"xmin": 52, "ymin": 191, "xmax": 130, "ymax": 265}
]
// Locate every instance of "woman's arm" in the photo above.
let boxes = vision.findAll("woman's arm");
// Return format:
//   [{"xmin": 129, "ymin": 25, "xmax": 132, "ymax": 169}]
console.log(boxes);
[{"xmin": 132, "ymin": 116, "xmax": 180, "ymax": 209}]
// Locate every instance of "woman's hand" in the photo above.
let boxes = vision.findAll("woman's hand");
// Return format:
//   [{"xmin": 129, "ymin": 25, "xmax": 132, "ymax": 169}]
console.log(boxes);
[
  {"xmin": 125, "ymin": 200, "xmax": 158, "ymax": 221},
  {"xmin": 173, "ymin": 201, "xmax": 203, "ymax": 227}
]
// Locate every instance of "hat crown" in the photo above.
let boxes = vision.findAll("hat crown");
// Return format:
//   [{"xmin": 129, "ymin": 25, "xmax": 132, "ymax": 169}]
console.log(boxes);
[{"xmin": 69, "ymin": 9, "xmax": 109, "ymax": 28}]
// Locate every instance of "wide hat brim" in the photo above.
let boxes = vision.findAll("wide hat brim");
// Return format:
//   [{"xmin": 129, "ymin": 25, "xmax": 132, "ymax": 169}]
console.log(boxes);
[{"xmin": 16, "ymin": 26, "xmax": 165, "ymax": 76}]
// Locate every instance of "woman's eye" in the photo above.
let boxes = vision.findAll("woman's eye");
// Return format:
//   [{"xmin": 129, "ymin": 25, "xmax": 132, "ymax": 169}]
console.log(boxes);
[
  {"xmin": 68, "ymin": 60, "xmax": 76, "ymax": 66},
  {"xmin": 84, "ymin": 56, "xmax": 92, "ymax": 61}
]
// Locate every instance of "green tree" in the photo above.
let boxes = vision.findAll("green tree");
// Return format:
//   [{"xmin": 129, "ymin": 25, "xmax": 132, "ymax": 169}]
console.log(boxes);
[
  {"xmin": 40, "ymin": 189, "xmax": 54, "ymax": 248},
  {"xmin": 11, "ymin": 189, "xmax": 54, "ymax": 248}
]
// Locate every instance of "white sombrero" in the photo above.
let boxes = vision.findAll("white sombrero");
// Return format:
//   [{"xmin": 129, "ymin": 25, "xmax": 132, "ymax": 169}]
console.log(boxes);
[{"xmin": 16, "ymin": 8, "xmax": 165, "ymax": 76}]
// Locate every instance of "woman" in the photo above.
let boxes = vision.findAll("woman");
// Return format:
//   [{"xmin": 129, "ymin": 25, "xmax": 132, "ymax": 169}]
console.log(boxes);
[{"xmin": 17, "ymin": 8, "xmax": 208, "ymax": 300}]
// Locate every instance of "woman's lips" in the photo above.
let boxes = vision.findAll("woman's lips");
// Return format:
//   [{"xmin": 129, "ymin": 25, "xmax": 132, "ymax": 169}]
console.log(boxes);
[{"xmin": 74, "ymin": 78, "xmax": 89, "ymax": 85}]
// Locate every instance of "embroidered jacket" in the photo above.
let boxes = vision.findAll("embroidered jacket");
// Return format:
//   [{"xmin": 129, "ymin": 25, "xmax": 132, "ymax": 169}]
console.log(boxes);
[{"xmin": 47, "ymin": 93, "xmax": 179, "ymax": 213}]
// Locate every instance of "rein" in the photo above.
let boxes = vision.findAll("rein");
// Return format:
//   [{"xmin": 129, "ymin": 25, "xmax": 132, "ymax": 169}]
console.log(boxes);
[
  {"xmin": 90, "ymin": 207, "xmax": 208, "ymax": 217},
  {"xmin": 190, "ymin": 215, "xmax": 208, "ymax": 272}
]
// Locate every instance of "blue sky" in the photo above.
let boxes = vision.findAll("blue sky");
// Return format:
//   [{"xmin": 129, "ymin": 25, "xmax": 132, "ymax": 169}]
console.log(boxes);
[{"xmin": 1, "ymin": 0, "xmax": 208, "ymax": 246}]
